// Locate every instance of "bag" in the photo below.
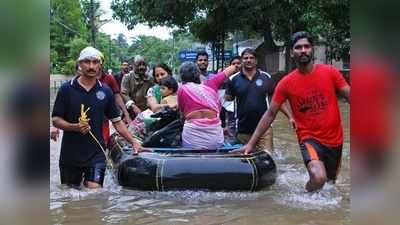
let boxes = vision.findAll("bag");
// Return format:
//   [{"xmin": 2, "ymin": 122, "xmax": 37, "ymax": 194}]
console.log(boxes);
[
  {"xmin": 146, "ymin": 107, "xmax": 178, "ymax": 133},
  {"xmin": 142, "ymin": 119, "xmax": 183, "ymax": 147}
]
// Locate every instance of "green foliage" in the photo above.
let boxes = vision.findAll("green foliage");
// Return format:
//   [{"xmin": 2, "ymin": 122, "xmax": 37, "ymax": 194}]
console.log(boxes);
[
  {"xmin": 68, "ymin": 37, "xmax": 89, "ymax": 60},
  {"xmin": 50, "ymin": 49, "xmax": 58, "ymax": 69},
  {"xmin": 126, "ymin": 33, "xmax": 195, "ymax": 73},
  {"xmin": 80, "ymin": 0, "xmax": 111, "ymax": 46},
  {"xmin": 51, "ymin": 0, "xmax": 129, "ymax": 74},
  {"xmin": 50, "ymin": 0, "xmax": 88, "ymax": 73},
  {"xmin": 63, "ymin": 59, "xmax": 78, "ymax": 75},
  {"xmin": 111, "ymin": 0, "xmax": 199, "ymax": 29},
  {"xmin": 51, "ymin": 0, "xmax": 349, "ymax": 76},
  {"xmin": 111, "ymin": 0, "xmax": 350, "ymax": 66}
]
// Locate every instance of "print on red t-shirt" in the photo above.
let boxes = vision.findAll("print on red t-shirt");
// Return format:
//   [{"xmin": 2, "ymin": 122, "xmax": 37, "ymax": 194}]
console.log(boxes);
[{"xmin": 296, "ymin": 89, "xmax": 329, "ymax": 115}]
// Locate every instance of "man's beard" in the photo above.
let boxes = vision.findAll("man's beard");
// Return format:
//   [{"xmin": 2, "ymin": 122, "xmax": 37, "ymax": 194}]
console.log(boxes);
[
  {"xmin": 296, "ymin": 54, "xmax": 312, "ymax": 65},
  {"xmin": 199, "ymin": 64, "xmax": 207, "ymax": 71}
]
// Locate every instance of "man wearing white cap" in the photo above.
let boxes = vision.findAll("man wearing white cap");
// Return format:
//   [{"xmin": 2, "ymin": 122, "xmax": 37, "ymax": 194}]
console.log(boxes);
[{"xmin": 52, "ymin": 46, "xmax": 142, "ymax": 189}]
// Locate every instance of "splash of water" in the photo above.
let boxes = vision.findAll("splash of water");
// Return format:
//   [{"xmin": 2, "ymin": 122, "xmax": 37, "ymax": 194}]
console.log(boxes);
[{"xmin": 273, "ymin": 164, "xmax": 343, "ymax": 210}]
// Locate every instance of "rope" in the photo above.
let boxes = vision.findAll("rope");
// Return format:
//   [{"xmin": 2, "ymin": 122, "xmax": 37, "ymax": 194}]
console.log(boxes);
[
  {"xmin": 88, "ymin": 130, "xmax": 113, "ymax": 169},
  {"xmin": 79, "ymin": 104, "xmax": 113, "ymax": 169}
]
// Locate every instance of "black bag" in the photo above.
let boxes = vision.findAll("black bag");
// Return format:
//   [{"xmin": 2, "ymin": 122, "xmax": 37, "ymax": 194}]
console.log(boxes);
[
  {"xmin": 146, "ymin": 106, "xmax": 178, "ymax": 133},
  {"xmin": 142, "ymin": 119, "xmax": 183, "ymax": 147}
]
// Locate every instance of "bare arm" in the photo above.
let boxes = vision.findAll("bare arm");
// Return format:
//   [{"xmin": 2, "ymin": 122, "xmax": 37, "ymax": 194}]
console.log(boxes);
[
  {"xmin": 52, "ymin": 116, "xmax": 89, "ymax": 134},
  {"xmin": 147, "ymin": 96, "xmax": 169, "ymax": 112},
  {"xmin": 112, "ymin": 120, "xmax": 142, "ymax": 153},
  {"xmin": 222, "ymin": 65, "xmax": 238, "ymax": 78},
  {"xmin": 115, "ymin": 93, "xmax": 132, "ymax": 123},
  {"xmin": 280, "ymin": 101, "xmax": 297, "ymax": 130},
  {"xmin": 279, "ymin": 101, "xmax": 291, "ymax": 118},
  {"xmin": 338, "ymin": 85, "xmax": 350, "ymax": 103},
  {"xmin": 241, "ymin": 101, "xmax": 281, "ymax": 154}
]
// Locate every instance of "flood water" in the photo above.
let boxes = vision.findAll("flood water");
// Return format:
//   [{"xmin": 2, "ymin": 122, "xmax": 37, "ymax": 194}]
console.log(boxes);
[{"xmin": 50, "ymin": 84, "xmax": 350, "ymax": 225}]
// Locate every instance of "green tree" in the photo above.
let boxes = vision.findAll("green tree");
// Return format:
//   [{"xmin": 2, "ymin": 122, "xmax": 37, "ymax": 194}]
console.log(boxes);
[
  {"xmin": 63, "ymin": 37, "xmax": 89, "ymax": 75},
  {"xmin": 80, "ymin": 0, "xmax": 110, "ymax": 47},
  {"xmin": 114, "ymin": 33, "xmax": 129, "ymax": 62},
  {"xmin": 111, "ymin": 0, "xmax": 349, "ymax": 72},
  {"xmin": 50, "ymin": 0, "xmax": 88, "ymax": 73},
  {"xmin": 127, "ymin": 35, "xmax": 172, "ymax": 66}
]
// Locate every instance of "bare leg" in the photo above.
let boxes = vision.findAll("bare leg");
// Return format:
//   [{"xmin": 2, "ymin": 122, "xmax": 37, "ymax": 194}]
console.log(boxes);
[
  {"xmin": 305, "ymin": 160, "xmax": 327, "ymax": 192},
  {"xmin": 85, "ymin": 181, "xmax": 102, "ymax": 189}
]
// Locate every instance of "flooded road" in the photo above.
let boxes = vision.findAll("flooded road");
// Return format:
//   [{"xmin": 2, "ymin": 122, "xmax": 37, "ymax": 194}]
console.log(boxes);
[{"xmin": 50, "ymin": 85, "xmax": 350, "ymax": 225}]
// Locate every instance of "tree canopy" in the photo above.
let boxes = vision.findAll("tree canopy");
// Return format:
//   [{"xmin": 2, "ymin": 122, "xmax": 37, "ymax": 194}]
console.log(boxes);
[
  {"xmin": 51, "ymin": 0, "xmax": 130, "ymax": 74},
  {"xmin": 50, "ymin": 0, "xmax": 197, "ymax": 75},
  {"xmin": 111, "ymin": 0, "xmax": 350, "ymax": 70}
]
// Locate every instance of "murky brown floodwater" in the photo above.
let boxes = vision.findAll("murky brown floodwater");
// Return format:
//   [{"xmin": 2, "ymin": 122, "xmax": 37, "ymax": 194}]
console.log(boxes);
[{"xmin": 50, "ymin": 83, "xmax": 350, "ymax": 225}]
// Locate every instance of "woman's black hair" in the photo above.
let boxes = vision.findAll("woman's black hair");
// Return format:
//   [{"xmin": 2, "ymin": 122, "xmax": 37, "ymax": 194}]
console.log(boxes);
[
  {"xmin": 152, "ymin": 63, "xmax": 172, "ymax": 82},
  {"xmin": 159, "ymin": 76, "xmax": 178, "ymax": 93},
  {"xmin": 229, "ymin": 55, "xmax": 241, "ymax": 64},
  {"xmin": 179, "ymin": 61, "xmax": 201, "ymax": 84}
]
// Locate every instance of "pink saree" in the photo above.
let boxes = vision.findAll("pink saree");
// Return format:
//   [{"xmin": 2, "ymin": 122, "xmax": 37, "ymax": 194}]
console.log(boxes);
[{"xmin": 177, "ymin": 72, "xmax": 226, "ymax": 149}]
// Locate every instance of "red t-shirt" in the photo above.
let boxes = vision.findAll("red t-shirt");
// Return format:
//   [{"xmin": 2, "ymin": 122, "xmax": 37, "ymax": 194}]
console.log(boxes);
[
  {"xmin": 99, "ymin": 73, "xmax": 120, "ymax": 94},
  {"xmin": 272, "ymin": 64, "xmax": 348, "ymax": 146},
  {"xmin": 99, "ymin": 73, "xmax": 120, "ymax": 143}
]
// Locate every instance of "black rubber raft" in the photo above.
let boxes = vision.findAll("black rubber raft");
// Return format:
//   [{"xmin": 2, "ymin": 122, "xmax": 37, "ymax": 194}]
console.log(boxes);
[{"xmin": 108, "ymin": 135, "xmax": 277, "ymax": 192}]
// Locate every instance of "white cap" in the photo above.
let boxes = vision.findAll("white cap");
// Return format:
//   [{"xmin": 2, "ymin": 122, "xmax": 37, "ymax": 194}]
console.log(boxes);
[{"xmin": 77, "ymin": 46, "xmax": 103, "ymax": 64}]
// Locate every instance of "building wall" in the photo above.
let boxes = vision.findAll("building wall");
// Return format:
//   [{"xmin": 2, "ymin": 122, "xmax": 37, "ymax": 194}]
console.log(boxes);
[{"xmin": 257, "ymin": 44, "xmax": 346, "ymax": 74}]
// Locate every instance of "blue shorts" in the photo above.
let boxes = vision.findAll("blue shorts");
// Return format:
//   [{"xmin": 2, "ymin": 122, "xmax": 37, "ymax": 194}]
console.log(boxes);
[{"xmin": 59, "ymin": 153, "xmax": 106, "ymax": 188}]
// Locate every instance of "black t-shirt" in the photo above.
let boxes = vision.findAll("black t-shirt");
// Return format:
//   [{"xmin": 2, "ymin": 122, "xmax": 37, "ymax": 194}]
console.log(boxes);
[
  {"xmin": 52, "ymin": 77, "xmax": 121, "ymax": 166},
  {"xmin": 226, "ymin": 70, "xmax": 275, "ymax": 134}
]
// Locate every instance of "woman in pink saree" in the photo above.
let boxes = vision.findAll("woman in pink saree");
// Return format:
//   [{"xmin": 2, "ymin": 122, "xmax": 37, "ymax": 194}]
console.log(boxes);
[{"xmin": 177, "ymin": 62, "xmax": 237, "ymax": 149}]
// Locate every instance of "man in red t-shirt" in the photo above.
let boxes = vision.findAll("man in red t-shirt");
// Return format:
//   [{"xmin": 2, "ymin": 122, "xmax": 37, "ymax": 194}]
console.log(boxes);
[
  {"xmin": 240, "ymin": 31, "xmax": 350, "ymax": 192},
  {"xmin": 98, "ymin": 70, "xmax": 132, "ymax": 144}
]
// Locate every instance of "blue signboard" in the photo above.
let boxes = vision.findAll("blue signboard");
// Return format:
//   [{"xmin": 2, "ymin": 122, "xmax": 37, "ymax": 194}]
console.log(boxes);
[
  {"xmin": 178, "ymin": 50, "xmax": 198, "ymax": 61},
  {"xmin": 179, "ymin": 50, "xmax": 233, "ymax": 62}
]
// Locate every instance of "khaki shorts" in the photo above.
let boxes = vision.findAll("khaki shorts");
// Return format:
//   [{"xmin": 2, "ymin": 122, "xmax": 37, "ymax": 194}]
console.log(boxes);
[{"xmin": 236, "ymin": 127, "xmax": 274, "ymax": 152}]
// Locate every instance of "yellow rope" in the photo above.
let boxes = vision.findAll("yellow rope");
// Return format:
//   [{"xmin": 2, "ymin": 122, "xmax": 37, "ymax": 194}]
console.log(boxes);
[
  {"xmin": 79, "ymin": 104, "xmax": 113, "ymax": 169},
  {"xmin": 115, "ymin": 140, "xmax": 124, "ymax": 153}
]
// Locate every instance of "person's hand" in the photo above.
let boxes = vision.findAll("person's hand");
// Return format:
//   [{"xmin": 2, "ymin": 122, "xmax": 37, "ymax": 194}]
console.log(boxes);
[
  {"xmin": 50, "ymin": 127, "xmax": 60, "ymax": 141},
  {"xmin": 289, "ymin": 117, "xmax": 297, "ymax": 131},
  {"xmin": 223, "ymin": 65, "xmax": 237, "ymax": 77},
  {"xmin": 132, "ymin": 105, "xmax": 142, "ymax": 116},
  {"xmin": 240, "ymin": 144, "xmax": 255, "ymax": 155},
  {"xmin": 77, "ymin": 122, "xmax": 90, "ymax": 134},
  {"xmin": 123, "ymin": 112, "xmax": 132, "ymax": 124},
  {"xmin": 131, "ymin": 140, "xmax": 143, "ymax": 154},
  {"xmin": 167, "ymin": 102, "xmax": 178, "ymax": 109}
]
